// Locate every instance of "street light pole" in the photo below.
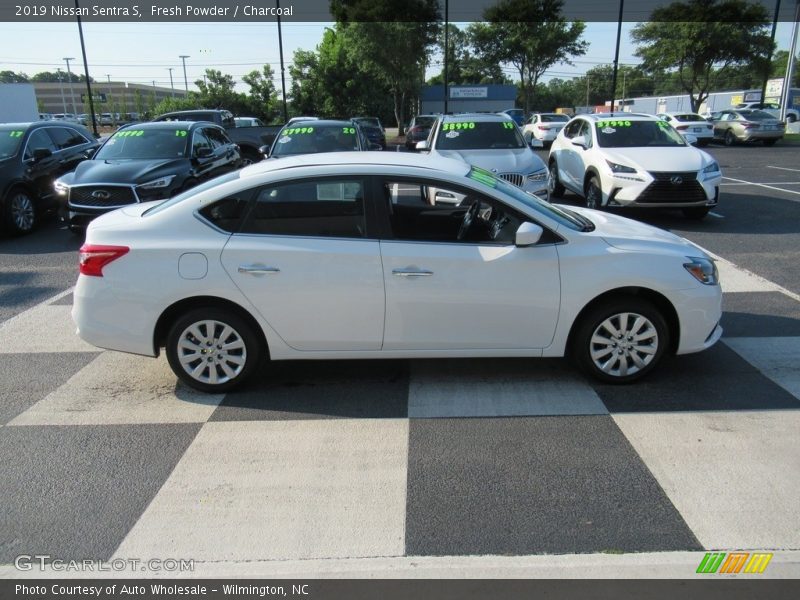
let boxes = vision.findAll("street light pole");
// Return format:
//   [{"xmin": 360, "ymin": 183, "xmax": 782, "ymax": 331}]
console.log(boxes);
[
  {"xmin": 179, "ymin": 55, "xmax": 190, "ymax": 92},
  {"xmin": 63, "ymin": 56, "xmax": 76, "ymax": 115},
  {"xmin": 610, "ymin": 0, "xmax": 624, "ymax": 112},
  {"xmin": 74, "ymin": 0, "xmax": 98, "ymax": 136},
  {"xmin": 167, "ymin": 68, "xmax": 175, "ymax": 98},
  {"xmin": 57, "ymin": 68, "xmax": 67, "ymax": 113},
  {"xmin": 276, "ymin": 0, "xmax": 288, "ymax": 123},
  {"xmin": 780, "ymin": 0, "xmax": 799, "ymax": 122}
]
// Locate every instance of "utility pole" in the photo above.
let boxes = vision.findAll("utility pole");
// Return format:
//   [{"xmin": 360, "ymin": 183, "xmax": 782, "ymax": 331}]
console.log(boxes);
[
  {"xmin": 179, "ymin": 55, "xmax": 190, "ymax": 91},
  {"xmin": 443, "ymin": 0, "xmax": 449, "ymax": 115},
  {"xmin": 780, "ymin": 0, "xmax": 799, "ymax": 122},
  {"xmin": 57, "ymin": 68, "xmax": 67, "ymax": 113},
  {"xmin": 74, "ymin": 0, "xmax": 98, "ymax": 136},
  {"xmin": 63, "ymin": 56, "xmax": 76, "ymax": 115},
  {"xmin": 276, "ymin": 0, "xmax": 288, "ymax": 123},
  {"xmin": 610, "ymin": 0, "xmax": 624, "ymax": 113},
  {"xmin": 167, "ymin": 67, "xmax": 175, "ymax": 97}
]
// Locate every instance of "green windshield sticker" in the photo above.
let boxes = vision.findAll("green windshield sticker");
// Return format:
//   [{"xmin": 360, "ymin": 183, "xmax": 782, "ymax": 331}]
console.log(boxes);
[
  {"xmin": 442, "ymin": 122, "xmax": 475, "ymax": 131},
  {"xmin": 342, "ymin": 127, "xmax": 355, "ymax": 134},
  {"xmin": 116, "ymin": 130, "xmax": 145, "ymax": 137},
  {"xmin": 656, "ymin": 121, "xmax": 670, "ymax": 128},
  {"xmin": 468, "ymin": 166, "xmax": 498, "ymax": 188},
  {"xmin": 9, "ymin": 131, "xmax": 24, "ymax": 138},
  {"xmin": 283, "ymin": 127, "xmax": 314, "ymax": 135},
  {"xmin": 596, "ymin": 120, "xmax": 631, "ymax": 128},
  {"xmin": 502, "ymin": 122, "xmax": 515, "ymax": 129},
  {"xmin": 175, "ymin": 130, "xmax": 188, "ymax": 137}
]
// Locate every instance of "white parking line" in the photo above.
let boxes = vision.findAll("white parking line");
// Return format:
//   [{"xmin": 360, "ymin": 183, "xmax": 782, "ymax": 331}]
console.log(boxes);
[
  {"xmin": 708, "ymin": 211, "xmax": 724, "ymax": 218},
  {"xmin": 721, "ymin": 176, "xmax": 800, "ymax": 201},
  {"xmin": 767, "ymin": 165, "xmax": 800, "ymax": 173},
  {"xmin": 721, "ymin": 181, "xmax": 800, "ymax": 186}
]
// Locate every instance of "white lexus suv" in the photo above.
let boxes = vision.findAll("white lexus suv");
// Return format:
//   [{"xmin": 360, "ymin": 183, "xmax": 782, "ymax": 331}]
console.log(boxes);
[{"xmin": 547, "ymin": 113, "xmax": 722, "ymax": 219}]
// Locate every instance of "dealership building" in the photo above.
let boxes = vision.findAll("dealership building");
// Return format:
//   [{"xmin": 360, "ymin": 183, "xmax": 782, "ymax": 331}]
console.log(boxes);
[
  {"xmin": 420, "ymin": 84, "xmax": 517, "ymax": 114},
  {"xmin": 34, "ymin": 81, "xmax": 186, "ymax": 116}
]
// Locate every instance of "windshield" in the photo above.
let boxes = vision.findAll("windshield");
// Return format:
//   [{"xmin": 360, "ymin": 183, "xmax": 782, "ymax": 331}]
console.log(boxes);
[
  {"xmin": 96, "ymin": 128, "xmax": 189, "ymax": 160},
  {"xmin": 0, "ymin": 127, "xmax": 26, "ymax": 159},
  {"xmin": 271, "ymin": 124, "xmax": 360, "ymax": 157},
  {"xmin": 467, "ymin": 166, "xmax": 586, "ymax": 231},
  {"xmin": 436, "ymin": 120, "xmax": 525, "ymax": 150},
  {"xmin": 414, "ymin": 116, "xmax": 437, "ymax": 127},
  {"xmin": 742, "ymin": 110, "xmax": 778, "ymax": 121},
  {"xmin": 673, "ymin": 114, "xmax": 706, "ymax": 122},
  {"xmin": 541, "ymin": 114, "xmax": 569, "ymax": 123},
  {"xmin": 595, "ymin": 119, "xmax": 686, "ymax": 148},
  {"xmin": 354, "ymin": 118, "xmax": 380, "ymax": 128}
]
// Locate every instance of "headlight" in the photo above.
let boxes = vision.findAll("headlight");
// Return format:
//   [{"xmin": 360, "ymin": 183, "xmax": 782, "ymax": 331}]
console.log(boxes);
[
  {"xmin": 702, "ymin": 162, "xmax": 720, "ymax": 174},
  {"xmin": 527, "ymin": 169, "xmax": 548, "ymax": 182},
  {"xmin": 54, "ymin": 180, "xmax": 69, "ymax": 195},
  {"xmin": 606, "ymin": 160, "xmax": 637, "ymax": 174},
  {"xmin": 137, "ymin": 175, "xmax": 176, "ymax": 190},
  {"xmin": 683, "ymin": 256, "xmax": 718, "ymax": 285}
]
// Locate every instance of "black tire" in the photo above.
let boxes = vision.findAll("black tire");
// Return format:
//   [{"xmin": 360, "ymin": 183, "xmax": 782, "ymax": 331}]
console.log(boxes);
[
  {"xmin": 682, "ymin": 207, "xmax": 710, "ymax": 219},
  {"xmin": 697, "ymin": 139, "xmax": 710, "ymax": 147},
  {"xmin": 548, "ymin": 160, "xmax": 565, "ymax": 199},
  {"xmin": 762, "ymin": 139, "xmax": 777, "ymax": 147},
  {"xmin": 240, "ymin": 149, "xmax": 260, "ymax": 166},
  {"xmin": 584, "ymin": 175, "xmax": 603, "ymax": 210},
  {"xmin": 724, "ymin": 130, "xmax": 737, "ymax": 147},
  {"xmin": 166, "ymin": 307, "xmax": 263, "ymax": 393},
  {"xmin": 571, "ymin": 297, "xmax": 669, "ymax": 384},
  {"xmin": 786, "ymin": 114, "xmax": 797, "ymax": 124},
  {"xmin": 2, "ymin": 187, "xmax": 37, "ymax": 236}
]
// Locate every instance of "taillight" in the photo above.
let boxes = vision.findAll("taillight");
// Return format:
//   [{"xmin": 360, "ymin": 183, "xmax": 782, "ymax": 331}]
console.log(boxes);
[
  {"xmin": 538, "ymin": 125, "xmax": 550, "ymax": 130},
  {"xmin": 676, "ymin": 125, "xmax": 689, "ymax": 130},
  {"xmin": 79, "ymin": 244, "xmax": 129, "ymax": 277},
  {"xmin": 741, "ymin": 122, "xmax": 758, "ymax": 129}
]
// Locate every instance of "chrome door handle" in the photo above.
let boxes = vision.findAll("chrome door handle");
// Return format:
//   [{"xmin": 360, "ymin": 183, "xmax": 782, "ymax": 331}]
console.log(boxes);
[
  {"xmin": 392, "ymin": 268, "xmax": 433, "ymax": 277},
  {"xmin": 238, "ymin": 264, "xmax": 280, "ymax": 275}
]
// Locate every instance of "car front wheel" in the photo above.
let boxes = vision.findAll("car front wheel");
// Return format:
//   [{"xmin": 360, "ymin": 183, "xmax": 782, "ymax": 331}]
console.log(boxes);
[
  {"xmin": 572, "ymin": 298, "xmax": 669, "ymax": 384},
  {"xmin": 3, "ymin": 188, "xmax": 37, "ymax": 236},
  {"xmin": 166, "ymin": 308, "xmax": 262, "ymax": 392},
  {"xmin": 584, "ymin": 175, "xmax": 603, "ymax": 209},
  {"xmin": 724, "ymin": 130, "xmax": 737, "ymax": 146},
  {"xmin": 548, "ymin": 161, "xmax": 565, "ymax": 198}
]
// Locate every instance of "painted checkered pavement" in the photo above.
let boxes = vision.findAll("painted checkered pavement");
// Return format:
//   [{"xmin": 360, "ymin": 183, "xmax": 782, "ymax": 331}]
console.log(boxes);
[{"xmin": 1, "ymin": 254, "xmax": 799, "ymax": 577}]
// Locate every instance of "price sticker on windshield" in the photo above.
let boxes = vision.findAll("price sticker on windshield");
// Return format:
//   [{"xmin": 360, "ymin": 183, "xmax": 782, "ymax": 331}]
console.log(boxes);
[
  {"xmin": 442, "ymin": 122, "xmax": 475, "ymax": 131},
  {"xmin": 342, "ymin": 127, "xmax": 356, "ymax": 134},
  {"xmin": 175, "ymin": 130, "xmax": 188, "ymax": 137},
  {"xmin": 284, "ymin": 127, "xmax": 314, "ymax": 135},
  {"xmin": 8, "ymin": 131, "xmax": 24, "ymax": 138},
  {"xmin": 116, "ymin": 130, "xmax": 145, "ymax": 137},
  {"xmin": 596, "ymin": 120, "xmax": 631, "ymax": 128},
  {"xmin": 501, "ymin": 122, "xmax": 515, "ymax": 129}
]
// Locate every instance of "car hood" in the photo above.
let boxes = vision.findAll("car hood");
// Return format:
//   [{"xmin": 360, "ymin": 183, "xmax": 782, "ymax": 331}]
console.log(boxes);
[
  {"xmin": 436, "ymin": 148, "xmax": 545, "ymax": 173},
  {"xmin": 567, "ymin": 206, "xmax": 710, "ymax": 258},
  {"xmin": 600, "ymin": 147, "xmax": 710, "ymax": 172},
  {"xmin": 60, "ymin": 158, "xmax": 187, "ymax": 185}
]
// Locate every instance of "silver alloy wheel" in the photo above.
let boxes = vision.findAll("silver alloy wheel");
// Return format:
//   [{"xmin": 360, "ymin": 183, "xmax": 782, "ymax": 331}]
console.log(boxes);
[
  {"xmin": 176, "ymin": 319, "xmax": 247, "ymax": 386},
  {"xmin": 11, "ymin": 192, "xmax": 35, "ymax": 232},
  {"xmin": 589, "ymin": 311, "xmax": 659, "ymax": 378},
  {"xmin": 586, "ymin": 179, "xmax": 601, "ymax": 209},
  {"xmin": 548, "ymin": 164, "xmax": 558, "ymax": 193}
]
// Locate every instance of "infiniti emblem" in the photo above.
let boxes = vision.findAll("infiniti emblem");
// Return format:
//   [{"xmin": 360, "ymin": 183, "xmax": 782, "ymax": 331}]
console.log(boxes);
[
  {"xmin": 670, "ymin": 176, "xmax": 683, "ymax": 185},
  {"xmin": 91, "ymin": 190, "xmax": 111, "ymax": 200}
]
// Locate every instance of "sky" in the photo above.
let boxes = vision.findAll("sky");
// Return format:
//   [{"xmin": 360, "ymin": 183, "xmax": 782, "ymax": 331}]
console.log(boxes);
[{"xmin": 0, "ymin": 20, "xmax": 796, "ymax": 93}]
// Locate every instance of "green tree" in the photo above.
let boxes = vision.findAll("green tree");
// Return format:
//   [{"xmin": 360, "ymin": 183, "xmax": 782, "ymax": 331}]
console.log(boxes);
[
  {"xmin": 242, "ymin": 65, "xmax": 279, "ymax": 122},
  {"xmin": 427, "ymin": 24, "xmax": 510, "ymax": 86},
  {"xmin": 469, "ymin": 0, "xmax": 587, "ymax": 113},
  {"xmin": 631, "ymin": 0, "xmax": 772, "ymax": 112},
  {"xmin": 0, "ymin": 70, "xmax": 29, "ymax": 83},
  {"xmin": 31, "ymin": 71, "xmax": 93, "ymax": 83}
]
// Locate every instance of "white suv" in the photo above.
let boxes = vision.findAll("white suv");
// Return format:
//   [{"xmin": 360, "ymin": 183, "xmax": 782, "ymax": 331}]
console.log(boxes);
[
  {"xmin": 416, "ymin": 113, "xmax": 548, "ymax": 203},
  {"xmin": 547, "ymin": 113, "xmax": 722, "ymax": 219}
]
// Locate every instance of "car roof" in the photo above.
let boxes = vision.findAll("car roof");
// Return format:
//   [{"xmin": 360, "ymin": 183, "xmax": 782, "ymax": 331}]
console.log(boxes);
[
  {"xmin": 280, "ymin": 119, "xmax": 357, "ymax": 128},
  {"xmin": 663, "ymin": 111, "xmax": 703, "ymax": 116},
  {"xmin": 0, "ymin": 121, "xmax": 88, "ymax": 131},
  {"xmin": 581, "ymin": 113, "xmax": 657, "ymax": 121},
  {"xmin": 117, "ymin": 121, "xmax": 210, "ymax": 131},
  {"xmin": 443, "ymin": 113, "xmax": 513, "ymax": 122},
  {"xmin": 239, "ymin": 150, "xmax": 471, "ymax": 179}
]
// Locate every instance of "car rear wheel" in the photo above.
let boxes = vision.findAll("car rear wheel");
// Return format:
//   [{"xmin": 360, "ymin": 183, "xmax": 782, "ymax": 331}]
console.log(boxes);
[
  {"xmin": 548, "ymin": 161, "xmax": 565, "ymax": 199},
  {"xmin": 166, "ymin": 308, "xmax": 262, "ymax": 393},
  {"xmin": 572, "ymin": 298, "xmax": 669, "ymax": 384},
  {"xmin": 682, "ymin": 207, "xmax": 710, "ymax": 219},
  {"xmin": 3, "ymin": 188, "xmax": 36, "ymax": 236},
  {"xmin": 584, "ymin": 175, "xmax": 602, "ymax": 209},
  {"xmin": 786, "ymin": 114, "xmax": 797, "ymax": 123},
  {"xmin": 724, "ymin": 130, "xmax": 737, "ymax": 146}
]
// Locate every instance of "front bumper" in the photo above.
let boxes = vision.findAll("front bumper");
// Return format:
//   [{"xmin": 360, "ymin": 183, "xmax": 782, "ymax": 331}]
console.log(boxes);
[
  {"xmin": 669, "ymin": 283, "xmax": 723, "ymax": 355},
  {"xmin": 602, "ymin": 170, "xmax": 721, "ymax": 209}
]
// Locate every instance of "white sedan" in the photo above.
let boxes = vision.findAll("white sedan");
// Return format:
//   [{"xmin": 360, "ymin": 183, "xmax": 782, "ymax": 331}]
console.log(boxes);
[
  {"xmin": 73, "ymin": 152, "xmax": 722, "ymax": 392},
  {"xmin": 657, "ymin": 112, "xmax": 715, "ymax": 146},
  {"xmin": 522, "ymin": 112, "xmax": 571, "ymax": 147}
]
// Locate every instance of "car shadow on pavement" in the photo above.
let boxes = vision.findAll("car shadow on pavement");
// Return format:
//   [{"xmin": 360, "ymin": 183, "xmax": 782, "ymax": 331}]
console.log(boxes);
[{"xmin": 0, "ymin": 219, "xmax": 83, "ymax": 255}]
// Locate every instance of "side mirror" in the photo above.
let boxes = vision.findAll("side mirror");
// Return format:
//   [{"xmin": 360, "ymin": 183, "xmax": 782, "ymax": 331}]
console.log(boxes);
[
  {"xmin": 684, "ymin": 134, "xmax": 698, "ymax": 146},
  {"xmin": 571, "ymin": 135, "xmax": 587, "ymax": 149},
  {"xmin": 515, "ymin": 222, "xmax": 544, "ymax": 247},
  {"xmin": 84, "ymin": 148, "xmax": 96, "ymax": 159},
  {"xmin": 415, "ymin": 140, "xmax": 429, "ymax": 151},
  {"xmin": 368, "ymin": 142, "xmax": 383, "ymax": 151},
  {"xmin": 195, "ymin": 147, "xmax": 213, "ymax": 159},
  {"xmin": 259, "ymin": 144, "xmax": 271, "ymax": 157},
  {"xmin": 32, "ymin": 148, "xmax": 52, "ymax": 161}
]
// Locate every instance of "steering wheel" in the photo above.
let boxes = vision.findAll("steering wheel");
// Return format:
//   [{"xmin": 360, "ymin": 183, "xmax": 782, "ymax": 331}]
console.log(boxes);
[{"xmin": 457, "ymin": 201, "xmax": 481, "ymax": 240}]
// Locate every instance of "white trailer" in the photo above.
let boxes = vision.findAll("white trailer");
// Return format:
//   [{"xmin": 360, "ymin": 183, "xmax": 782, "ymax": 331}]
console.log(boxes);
[{"xmin": 0, "ymin": 83, "xmax": 39, "ymax": 123}]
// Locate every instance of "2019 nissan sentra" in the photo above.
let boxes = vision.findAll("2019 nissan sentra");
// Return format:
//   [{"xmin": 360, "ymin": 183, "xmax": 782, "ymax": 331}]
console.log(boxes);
[{"xmin": 73, "ymin": 152, "xmax": 722, "ymax": 393}]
